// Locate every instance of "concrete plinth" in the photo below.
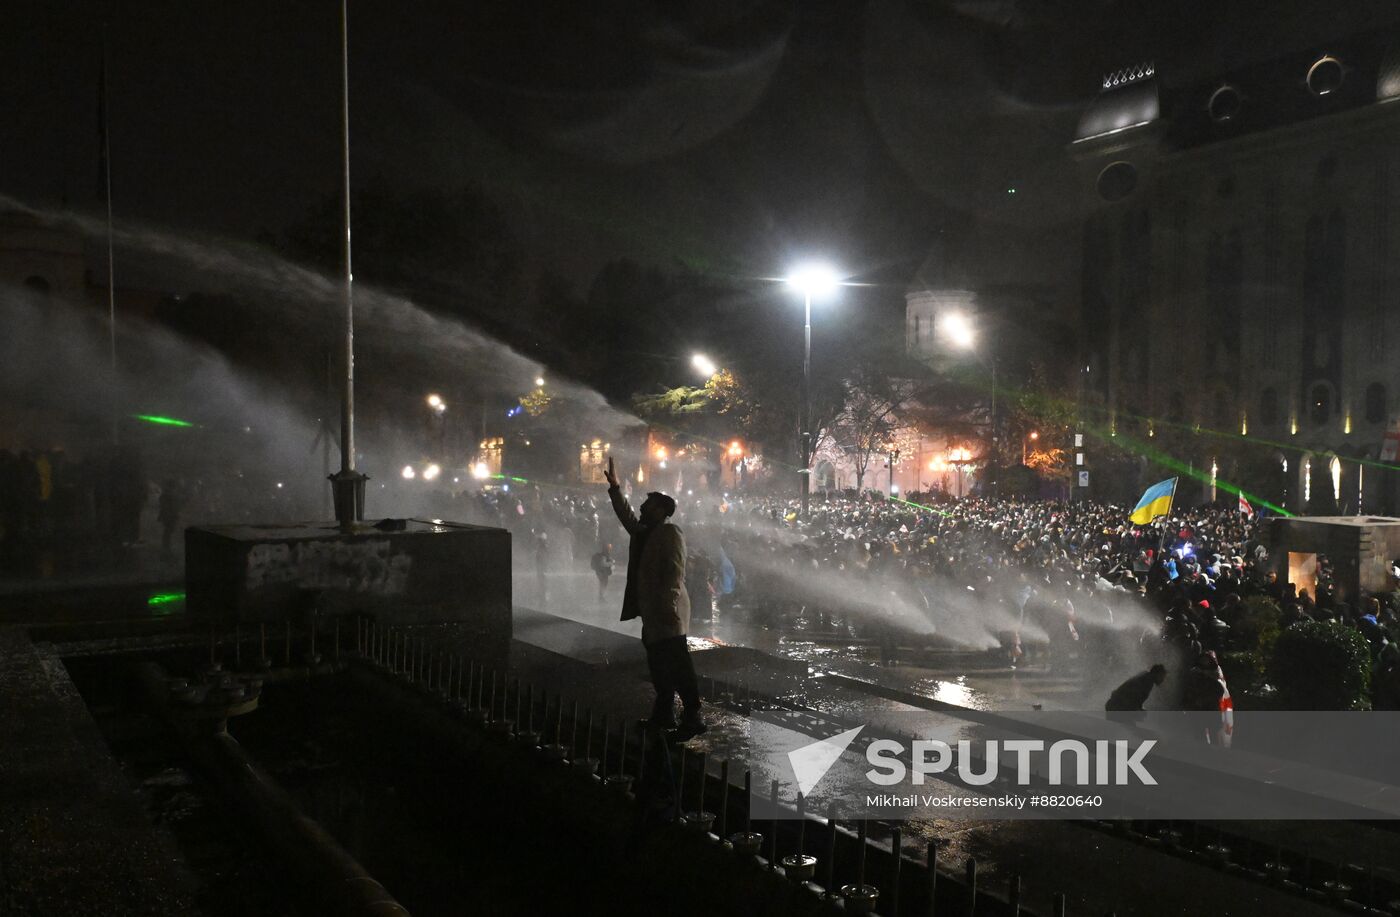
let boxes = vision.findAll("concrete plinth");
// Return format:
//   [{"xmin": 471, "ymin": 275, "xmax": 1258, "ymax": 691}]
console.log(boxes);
[
  {"xmin": 186, "ymin": 519, "xmax": 511, "ymax": 661},
  {"xmin": 1260, "ymin": 515, "xmax": 1400, "ymax": 603}
]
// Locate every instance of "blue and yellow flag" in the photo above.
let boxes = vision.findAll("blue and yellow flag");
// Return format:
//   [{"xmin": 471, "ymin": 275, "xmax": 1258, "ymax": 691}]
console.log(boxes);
[{"xmin": 1129, "ymin": 477, "xmax": 1177, "ymax": 525}]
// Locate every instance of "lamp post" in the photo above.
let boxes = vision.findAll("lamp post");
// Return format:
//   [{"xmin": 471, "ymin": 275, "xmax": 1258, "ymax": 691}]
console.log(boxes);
[
  {"xmin": 886, "ymin": 445, "xmax": 901, "ymax": 497},
  {"xmin": 786, "ymin": 264, "xmax": 840, "ymax": 518},
  {"xmin": 1023, "ymin": 429, "xmax": 1038, "ymax": 465},
  {"xmin": 942, "ymin": 310, "xmax": 998, "ymax": 495},
  {"xmin": 427, "ymin": 393, "xmax": 447, "ymax": 458},
  {"xmin": 949, "ymin": 447, "xmax": 972, "ymax": 499}
]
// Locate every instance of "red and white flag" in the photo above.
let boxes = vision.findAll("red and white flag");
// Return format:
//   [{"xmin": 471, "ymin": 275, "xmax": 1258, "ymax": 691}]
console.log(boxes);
[
  {"xmin": 1382, "ymin": 416, "xmax": 1400, "ymax": 463},
  {"xmin": 1238, "ymin": 493, "xmax": 1254, "ymax": 516}
]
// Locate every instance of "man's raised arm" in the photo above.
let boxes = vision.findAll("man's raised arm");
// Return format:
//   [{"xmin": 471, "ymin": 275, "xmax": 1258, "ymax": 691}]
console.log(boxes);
[{"xmin": 604, "ymin": 457, "xmax": 645, "ymax": 536}]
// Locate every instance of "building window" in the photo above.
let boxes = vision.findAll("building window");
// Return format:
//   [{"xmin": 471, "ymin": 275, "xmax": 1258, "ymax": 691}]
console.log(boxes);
[
  {"xmin": 1308, "ymin": 382, "xmax": 1333, "ymax": 427},
  {"xmin": 579, "ymin": 439, "xmax": 610, "ymax": 484},
  {"xmin": 1365, "ymin": 382, "xmax": 1387, "ymax": 424},
  {"xmin": 476, "ymin": 437, "xmax": 504, "ymax": 478},
  {"xmin": 1259, "ymin": 387, "xmax": 1279, "ymax": 427}
]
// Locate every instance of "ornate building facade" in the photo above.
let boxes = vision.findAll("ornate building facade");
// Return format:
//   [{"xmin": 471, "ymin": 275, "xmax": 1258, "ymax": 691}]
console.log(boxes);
[{"xmin": 1074, "ymin": 34, "xmax": 1400, "ymax": 514}]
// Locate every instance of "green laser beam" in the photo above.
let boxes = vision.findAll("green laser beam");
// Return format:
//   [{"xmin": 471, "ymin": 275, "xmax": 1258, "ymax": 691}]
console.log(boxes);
[
  {"xmin": 147, "ymin": 592, "xmax": 186, "ymax": 606},
  {"xmin": 935, "ymin": 363, "xmax": 1400, "ymax": 476},
  {"xmin": 1081, "ymin": 423, "xmax": 1293, "ymax": 517},
  {"xmin": 1086, "ymin": 404, "xmax": 1400, "ymax": 476},
  {"xmin": 486, "ymin": 472, "xmax": 595, "ymax": 493},
  {"xmin": 884, "ymin": 494, "xmax": 954, "ymax": 517},
  {"xmin": 132, "ymin": 414, "xmax": 194, "ymax": 428}
]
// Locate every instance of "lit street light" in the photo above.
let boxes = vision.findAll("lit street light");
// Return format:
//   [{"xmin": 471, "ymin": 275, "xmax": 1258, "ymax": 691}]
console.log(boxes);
[
  {"xmin": 425, "ymin": 393, "xmax": 448, "ymax": 455},
  {"xmin": 943, "ymin": 310, "xmax": 998, "ymax": 492},
  {"xmin": 948, "ymin": 447, "xmax": 973, "ymax": 499},
  {"xmin": 692, "ymin": 353, "xmax": 718, "ymax": 379},
  {"xmin": 942, "ymin": 311, "xmax": 976, "ymax": 349},
  {"xmin": 885, "ymin": 444, "xmax": 901, "ymax": 497},
  {"xmin": 534, "ymin": 376, "xmax": 545, "ymax": 387},
  {"xmin": 785, "ymin": 262, "xmax": 841, "ymax": 518}
]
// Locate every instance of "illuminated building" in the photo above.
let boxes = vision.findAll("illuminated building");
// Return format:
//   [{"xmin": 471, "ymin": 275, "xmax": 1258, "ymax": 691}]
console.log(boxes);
[{"xmin": 1074, "ymin": 36, "xmax": 1400, "ymax": 513}]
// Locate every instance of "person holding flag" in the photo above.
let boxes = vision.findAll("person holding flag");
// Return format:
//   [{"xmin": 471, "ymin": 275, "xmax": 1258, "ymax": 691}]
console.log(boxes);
[
  {"xmin": 1238, "ymin": 492, "xmax": 1254, "ymax": 517},
  {"xmin": 1129, "ymin": 476, "xmax": 1178, "ymax": 525}
]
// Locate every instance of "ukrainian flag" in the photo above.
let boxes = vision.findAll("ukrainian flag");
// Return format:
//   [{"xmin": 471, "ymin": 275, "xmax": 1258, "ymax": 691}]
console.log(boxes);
[{"xmin": 1129, "ymin": 477, "xmax": 1178, "ymax": 525}]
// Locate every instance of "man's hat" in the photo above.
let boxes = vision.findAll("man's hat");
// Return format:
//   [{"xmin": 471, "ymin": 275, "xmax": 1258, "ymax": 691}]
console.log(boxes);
[{"xmin": 645, "ymin": 491, "xmax": 677, "ymax": 517}]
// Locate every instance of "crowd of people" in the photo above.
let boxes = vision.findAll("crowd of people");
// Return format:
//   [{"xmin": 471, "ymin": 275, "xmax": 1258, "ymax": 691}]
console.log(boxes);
[
  {"xmin": 7, "ymin": 441, "xmax": 1396, "ymax": 708},
  {"xmin": 474, "ymin": 483, "xmax": 1400, "ymax": 710},
  {"xmin": 0, "ymin": 447, "xmax": 153, "ymax": 575},
  {"xmin": 0, "ymin": 445, "xmax": 300, "ymax": 577}
]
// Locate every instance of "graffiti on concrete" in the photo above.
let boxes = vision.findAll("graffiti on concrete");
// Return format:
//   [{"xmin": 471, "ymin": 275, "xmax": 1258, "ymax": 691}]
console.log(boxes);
[{"xmin": 245, "ymin": 539, "xmax": 412, "ymax": 594}]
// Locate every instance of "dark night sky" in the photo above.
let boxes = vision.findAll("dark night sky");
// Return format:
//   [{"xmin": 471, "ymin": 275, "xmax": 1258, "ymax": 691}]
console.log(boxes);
[{"xmin": 6, "ymin": 1, "xmax": 1400, "ymax": 295}]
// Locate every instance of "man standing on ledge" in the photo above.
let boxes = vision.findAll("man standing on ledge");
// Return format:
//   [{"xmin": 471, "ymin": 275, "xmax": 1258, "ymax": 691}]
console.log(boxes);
[{"xmin": 604, "ymin": 457, "xmax": 706, "ymax": 738}]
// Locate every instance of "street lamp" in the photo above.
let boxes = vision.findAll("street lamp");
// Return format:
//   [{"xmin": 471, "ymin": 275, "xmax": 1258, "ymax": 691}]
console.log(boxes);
[
  {"xmin": 425, "ymin": 393, "xmax": 447, "ymax": 456},
  {"xmin": 942, "ymin": 311, "xmax": 975, "ymax": 349},
  {"xmin": 692, "ymin": 353, "xmax": 718, "ymax": 379},
  {"xmin": 948, "ymin": 447, "xmax": 973, "ymax": 499},
  {"xmin": 785, "ymin": 262, "xmax": 841, "ymax": 518},
  {"xmin": 942, "ymin": 310, "xmax": 998, "ymax": 491},
  {"xmin": 1023, "ymin": 429, "xmax": 1039, "ymax": 465},
  {"xmin": 885, "ymin": 444, "xmax": 901, "ymax": 497}
]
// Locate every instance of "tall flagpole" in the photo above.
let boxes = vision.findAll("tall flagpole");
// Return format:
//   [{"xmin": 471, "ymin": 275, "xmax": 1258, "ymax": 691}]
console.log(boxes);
[
  {"xmin": 101, "ymin": 36, "xmax": 118, "ymax": 446},
  {"xmin": 329, "ymin": 0, "xmax": 367, "ymax": 525}
]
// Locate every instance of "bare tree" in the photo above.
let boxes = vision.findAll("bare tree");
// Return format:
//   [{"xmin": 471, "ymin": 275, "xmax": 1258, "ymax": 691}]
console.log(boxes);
[{"xmin": 827, "ymin": 366, "xmax": 919, "ymax": 491}]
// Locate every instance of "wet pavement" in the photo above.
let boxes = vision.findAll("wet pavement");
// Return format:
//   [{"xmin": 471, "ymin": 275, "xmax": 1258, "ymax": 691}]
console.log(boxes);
[
  {"xmin": 1, "ymin": 558, "xmax": 1393, "ymax": 916},
  {"xmin": 499, "ymin": 575, "xmax": 1393, "ymax": 917},
  {"xmin": 518, "ymin": 567, "xmax": 1120, "ymax": 712},
  {"xmin": 0, "ymin": 628, "xmax": 200, "ymax": 916}
]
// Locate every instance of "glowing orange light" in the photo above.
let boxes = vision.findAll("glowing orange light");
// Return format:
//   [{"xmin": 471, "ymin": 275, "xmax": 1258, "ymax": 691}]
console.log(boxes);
[
  {"xmin": 727, "ymin": 440, "xmax": 743, "ymax": 457},
  {"xmin": 654, "ymin": 446, "xmax": 668, "ymax": 460}
]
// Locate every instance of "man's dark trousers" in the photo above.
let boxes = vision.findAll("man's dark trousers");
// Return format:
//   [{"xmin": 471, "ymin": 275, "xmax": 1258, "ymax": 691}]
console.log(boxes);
[{"xmin": 645, "ymin": 635, "xmax": 700, "ymax": 722}]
